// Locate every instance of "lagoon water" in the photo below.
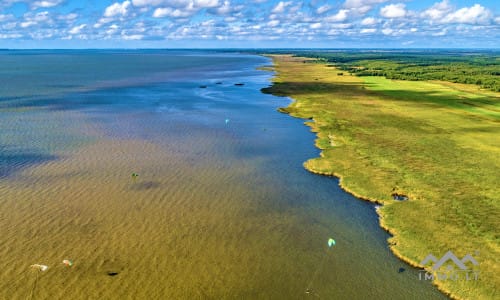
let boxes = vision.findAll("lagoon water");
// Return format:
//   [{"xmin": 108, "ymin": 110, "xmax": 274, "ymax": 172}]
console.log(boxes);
[{"xmin": 0, "ymin": 50, "xmax": 445, "ymax": 299}]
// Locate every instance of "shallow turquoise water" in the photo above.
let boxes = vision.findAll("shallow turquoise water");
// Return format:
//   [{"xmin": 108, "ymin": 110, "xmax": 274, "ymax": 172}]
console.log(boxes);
[{"xmin": 0, "ymin": 50, "xmax": 446, "ymax": 299}]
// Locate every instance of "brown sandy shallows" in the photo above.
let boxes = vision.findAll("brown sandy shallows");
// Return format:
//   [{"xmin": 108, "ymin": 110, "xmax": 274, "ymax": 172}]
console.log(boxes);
[{"xmin": 0, "ymin": 138, "xmax": 329, "ymax": 299}]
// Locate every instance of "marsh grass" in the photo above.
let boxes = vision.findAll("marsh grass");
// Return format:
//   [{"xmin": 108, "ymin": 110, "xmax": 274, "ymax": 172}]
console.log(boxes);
[{"xmin": 263, "ymin": 55, "xmax": 500, "ymax": 300}]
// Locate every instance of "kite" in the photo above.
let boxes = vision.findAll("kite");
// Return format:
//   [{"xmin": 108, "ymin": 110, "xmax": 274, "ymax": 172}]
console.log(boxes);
[
  {"xmin": 225, "ymin": 119, "xmax": 230, "ymax": 125},
  {"xmin": 305, "ymin": 238, "xmax": 337, "ymax": 296},
  {"xmin": 30, "ymin": 264, "xmax": 48, "ymax": 272},
  {"xmin": 62, "ymin": 260, "xmax": 73, "ymax": 267},
  {"xmin": 131, "ymin": 173, "xmax": 139, "ymax": 178}
]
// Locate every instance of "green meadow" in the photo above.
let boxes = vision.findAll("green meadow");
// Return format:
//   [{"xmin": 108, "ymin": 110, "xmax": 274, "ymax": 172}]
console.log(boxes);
[
  {"xmin": 299, "ymin": 51, "xmax": 500, "ymax": 92},
  {"xmin": 262, "ymin": 55, "xmax": 500, "ymax": 300}
]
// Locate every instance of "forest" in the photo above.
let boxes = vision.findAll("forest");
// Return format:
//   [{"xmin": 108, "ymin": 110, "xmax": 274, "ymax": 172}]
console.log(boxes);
[{"xmin": 295, "ymin": 50, "xmax": 500, "ymax": 92}]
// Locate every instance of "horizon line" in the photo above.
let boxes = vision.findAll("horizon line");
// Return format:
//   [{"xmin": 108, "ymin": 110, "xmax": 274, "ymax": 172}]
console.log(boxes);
[{"xmin": 1, "ymin": 47, "xmax": 499, "ymax": 51}]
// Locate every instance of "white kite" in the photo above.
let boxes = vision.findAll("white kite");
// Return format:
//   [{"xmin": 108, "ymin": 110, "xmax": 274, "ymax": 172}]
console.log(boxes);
[{"xmin": 30, "ymin": 264, "xmax": 48, "ymax": 272}]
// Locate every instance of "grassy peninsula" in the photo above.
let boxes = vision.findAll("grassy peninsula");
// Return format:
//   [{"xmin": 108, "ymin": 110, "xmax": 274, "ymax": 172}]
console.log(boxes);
[{"xmin": 262, "ymin": 55, "xmax": 499, "ymax": 300}]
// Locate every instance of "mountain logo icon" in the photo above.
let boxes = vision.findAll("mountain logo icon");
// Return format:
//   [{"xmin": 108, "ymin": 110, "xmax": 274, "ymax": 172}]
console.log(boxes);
[{"xmin": 420, "ymin": 251, "xmax": 478, "ymax": 271}]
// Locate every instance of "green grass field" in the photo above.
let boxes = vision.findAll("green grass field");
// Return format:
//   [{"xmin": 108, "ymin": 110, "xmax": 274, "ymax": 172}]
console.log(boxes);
[{"xmin": 262, "ymin": 55, "xmax": 500, "ymax": 300}]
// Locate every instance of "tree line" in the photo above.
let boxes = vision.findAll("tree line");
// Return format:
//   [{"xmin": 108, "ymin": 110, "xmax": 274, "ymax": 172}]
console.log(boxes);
[{"xmin": 295, "ymin": 50, "xmax": 500, "ymax": 92}]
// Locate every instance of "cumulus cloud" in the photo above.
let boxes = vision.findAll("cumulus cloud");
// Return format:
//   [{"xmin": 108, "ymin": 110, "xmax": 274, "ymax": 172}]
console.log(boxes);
[
  {"xmin": 0, "ymin": 14, "xmax": 15, "ymax": 22},
  {"xmin": 442, "ymin": 4, "xmax": 492, "ymax": 24},
  {"xmin": 151, "ymin": 0, "xmax": 225, "ymax": 18},
  {"xmin": 31, "ymin": 0, "xmax": 64, "ymax": 9},
  {"xmin": 316, "ymin": 4, "xmax": 331, "ymax": 15},
  {"xmin": 310, "ymin": 22, "xmax": 321, "ymax": 29},
  {"xmin": 267, "ymin": 19, "xmax": 279, "ymax": 27},
  {"xmin": 421, "ymin": 0, "xmax": 453, "ymax": 21},
  {"xmin": 58, "ymin": 13, "xmax": 78, "ymax": 20},
  {"xmin": 361, "ymin": 17, "xmax": 376, "ymax": 26},
  {"xmin": 209, "ymin": 1, "xmax": 241, "ymax": 15},
  {"xmin": 0, "ymin": 0, "xmax": 498, "ymax": 46},
  {"xmin": 380, "ymin": 3, "xmax": 406, "ymax": 18},
  {"xmin": 381, "ymin": 28, "xmax": 393, "ymax": 35},
  {"xmin": 271, "ymin": 1, "xmax": 292, "ymax": 14},
  {"xmin": 68, "ymin": 23, "xmax": 86, "ymax": 34},
  {"xmin": 0, "ymin": 33, "xmax": 23, "ymax": 38},
  {"xmin": 20, "ymin": 11, "xmax": 52, "ymax": 28},
  {"xmin": 325, "ymin": 9, "xmax": 349, "ymax": 22},
  {"xmin": 344, "ymin": 0, "xmax": 388, "ymax": 15},
  {"xmin": 153, "ymin": 7, "xmax": 193, "ymax": 17},
  {"xmin": 122, "ymin": 33, "xmax": 144, "ymax": 40},
  {"xmin": 361, "ymin": 28, "xmax": 376, "ymax": 33},
  {"xmin": 131, "ymin": 0, "xmax": 164, "ymax": 6},
  {"xmin": 104, "ymin": 1, "xmax": 131, "ymax": 18}
]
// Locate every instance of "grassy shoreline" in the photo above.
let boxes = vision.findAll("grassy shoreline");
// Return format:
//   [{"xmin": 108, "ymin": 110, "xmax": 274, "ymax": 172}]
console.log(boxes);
[{"xmin": 262, "ymin": 55, "xmax": 499, "ymax": 300}]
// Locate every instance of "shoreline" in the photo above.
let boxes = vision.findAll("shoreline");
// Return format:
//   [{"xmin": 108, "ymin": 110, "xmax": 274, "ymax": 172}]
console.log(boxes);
[
  {"xmin": 303, "ymin": 160, "xmax": 458, "ymax": 300},
  {"xmin": 263, "ymin": 54, "xmax": 499, "ymax": 300}
]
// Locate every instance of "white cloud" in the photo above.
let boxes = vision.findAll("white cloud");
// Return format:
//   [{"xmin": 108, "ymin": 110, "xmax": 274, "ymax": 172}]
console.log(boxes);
[
  {"xmin": 316, "ymin": 4, "xmax": 331, "ymax": 14},
  {"xmin": 0, "ymin": 33, "xmax": 23, "ymax": 38},
  {"xmin": 20, "ymin": 10, "xmax": 52, "ymax": 28},
  {"xmin": 153, "ymin": 7, "xmax": 193, "ymax": 17},
  {"xmin": 330, "ymin": 23, "xmax": 351, "ymax": 29},
  {"xmin": 361, "ymin": 17, "xmax": 376, "ymax": 26},
  {"xmin": 58, "ymin": 13, "xmax": 78, "ymax": 20},
  {"xmin": 360, "ymin": 28, "xmax": 376, "ymax": 33},
  {"xmin": 132, "ymin": 0, "xmax": 165, "ymax": 6},
  {"xmin": 195, "ymin": 0, "xmax": 219, "ymax": 7},
  {"xmin": 343, "ymin": 0, "xmax": 387, "ymax": 15},
  {"xmin": 325, "ymin": 9, "xmax": 349, "ymax": 22},
  {"xmin": 495, "ymin": 16, "xmax": 500, "ymax": 24},
  {"xmin": 442, "ymin": 4, "xmax": 492, "ymax": 24},
  {"xmin": 210, "ymin": 0, "xmax": 236, "ymax": 15},
  {"xmin": 104, "ymin": 1, "xmax": 131, "ymax": 18},
  {"xmin": 151, "ymin": 0, "xmax": 224, "ymax": 17},
  {"xmin": 271, "ymin": 1, "xmax": 292, "ymax": 14},
  {"xmin": 2, "ymin": 22, "xmax": 17, "ymax": 30},
  {"xmin": 421, "ymin": 0, "xmax": 453, "ymax": 21},
  {"xmin": 31, "ymin": 0, "xmax": 64, "ymax": 9},
  {"xmin": 267, "ymin": 20, "xmax": 279, "ymax": 27},
  {"xmin": 310, "ymin": 22, "xmax": 321, "ymax": 29},
  {"xmin": 0, "ymin": 14, "xmax": 14, "ymax": 22},
  {"xmin": 106, "ymin": 24, "xmax": 119, "ymax": 35},
  {"xmin": 432, "ymin": 28, "xmax": 447, "ymax": 36},
  {"xmin": 381, "ymin": 28, "xmax": 393, "ymax": 35},
  {"xmin": 380, "ymin": 3, "xmax": 406, "ymax": 18},
  {"xmin": 122, "ymin": 34, "xmax": 144, "ymax": 40},
  {"xmin": 69, "ymin": 24, "xmax": 87, "ymax": 34},
  {"xmin": 20, "ymin": 21, "xmax": 37, "ymax": 28}
]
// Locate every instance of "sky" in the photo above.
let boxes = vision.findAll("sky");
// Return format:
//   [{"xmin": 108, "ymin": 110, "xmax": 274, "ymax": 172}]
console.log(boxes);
[{"xmin": 0, "ymin": 0, "xmax": 498, "ymax": 48}]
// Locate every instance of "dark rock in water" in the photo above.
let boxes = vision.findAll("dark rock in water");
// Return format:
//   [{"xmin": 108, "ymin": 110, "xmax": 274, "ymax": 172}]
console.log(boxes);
[
  {"xmin": 199, "ymin": 85, "xmax": 207, "ymax": 88},
  {"xmin": 234, "ymin": 83, "xmax": 244, "ymax": 86},
  {"xmin": 215, "ymin": 82, "xmax": 222, "ymax": 84},
  {"xmin": 107, "ymin": 272, "xmax": 119, "ymax": 276},
  {"xmin": 398, "ymin": 268, "xmax": 406, "ymax": 273},
  {"xmin": 391, "ymin": 193, "xmax": 409, "ymax": 201}
]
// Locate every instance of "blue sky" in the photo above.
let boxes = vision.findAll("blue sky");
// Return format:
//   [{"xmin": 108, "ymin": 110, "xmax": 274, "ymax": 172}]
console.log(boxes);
[{"xmin": 0, "ymin": 0, "xmax": 498, "ymax": 48}]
